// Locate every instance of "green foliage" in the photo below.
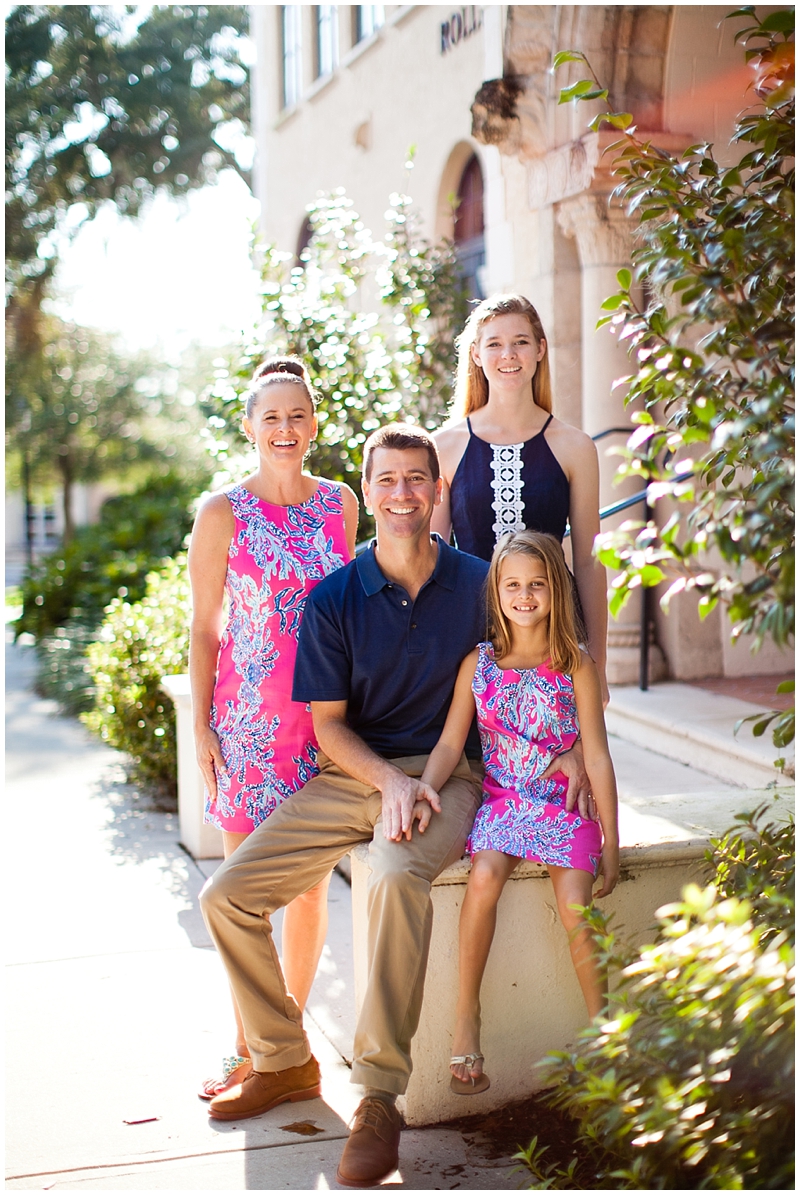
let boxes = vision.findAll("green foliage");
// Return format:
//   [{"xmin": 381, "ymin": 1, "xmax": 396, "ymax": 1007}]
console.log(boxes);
[
  {"xmin": 10, "ymin": 320, "xmax": 150, "ymax": 535},
  {"xmin": 735, "ymin": 680, "xmax": 795, "ymax": 770},
  {"xmin": 5, "ymin": 4, "xmax": 250, "ymax": 318},
  {"xmin": 513, "ymin": 1136, "xmax": 582, "ymax": 1190},
  {"xmin": 203, "ymin": 185, "xmax": 469, "ymax": 506},
  {"xmin": 710, "ymin": 804, "xmax": 794, "ymax": 942},
  {"xmin": 207, "ymin": 193, "xmax": 405, "ymax": 491},
  {"xmin": 7, "ymin": 316, "xmax": 213, "ymax": 550},
  {"xmin": 515, "ymin": 811, "xmax": 795, "ymax": 1190},
  {"xmin": 555, "ymin": 9, "xmax": 794, "ymax": 751},
  {"xmin": 34, "ymin": 622, "xmax": 98, "ymax": 715},
  {"xmin": 378, "ymin": 190, "xmax": 472, "ymax": 427},
  {"xmin": 84, "ymin": 556, "xmax": 190, "ymax": 796},
  {"xmin": 16, "ymin": 472, "xmax": 198, "ymax": 640}
]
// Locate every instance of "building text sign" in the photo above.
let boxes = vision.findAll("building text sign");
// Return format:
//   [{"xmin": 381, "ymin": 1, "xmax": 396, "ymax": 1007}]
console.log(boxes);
[{"xmin": 440, "ymin": 6, "xmax": 483, "ymax": 55}]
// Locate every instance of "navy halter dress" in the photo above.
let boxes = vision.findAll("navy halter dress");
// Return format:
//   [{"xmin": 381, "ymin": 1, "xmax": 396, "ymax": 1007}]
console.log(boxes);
[{"xmin": 450, "ymin": 414, "xmax": 570, "ymax": 560}]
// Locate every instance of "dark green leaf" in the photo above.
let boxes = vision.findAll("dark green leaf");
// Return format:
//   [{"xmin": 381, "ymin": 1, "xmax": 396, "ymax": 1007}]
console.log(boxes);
[{"xmin": 760, "ymin": 11, "xmax": 795, "ymax": 33}]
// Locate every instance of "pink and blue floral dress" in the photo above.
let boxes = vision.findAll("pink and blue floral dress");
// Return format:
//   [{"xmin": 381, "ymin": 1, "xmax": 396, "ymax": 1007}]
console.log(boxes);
[
  {"xmin": 205, "ymin": 481, "xmax": 350, "ymax": 834},
  {"xmin": 467, "ymin": 642, "xmax": 602, "ymax": 876}
]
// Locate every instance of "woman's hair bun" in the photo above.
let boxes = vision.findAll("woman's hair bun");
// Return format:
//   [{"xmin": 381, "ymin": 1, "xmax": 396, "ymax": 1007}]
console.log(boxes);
[
  {"xmin": 253, "ymin": 357, "xmax": 307, "ymax": 382},
  {"xmin": 244, "ymin": 355, "xmax": 319, "ymax": 417}
]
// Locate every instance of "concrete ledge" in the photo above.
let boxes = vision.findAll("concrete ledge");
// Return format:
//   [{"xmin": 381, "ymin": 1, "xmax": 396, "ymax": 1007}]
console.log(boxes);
[
  {"xmin": 350, "ymin": 786, "xmax": 793, "ymax": 1126},
  {"xmin": 160, "ymin": 675, "xmax": 222, "ymax": 859},
  {"xmin": 606, "ymin": 683, "xmax": 791, "ymax": 788}
]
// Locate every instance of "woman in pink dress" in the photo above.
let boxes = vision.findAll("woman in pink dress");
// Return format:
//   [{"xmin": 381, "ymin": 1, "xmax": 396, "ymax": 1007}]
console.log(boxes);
[{"xmin": 189, "ymin": 357, "xmax": 358, "ymax": 1099}]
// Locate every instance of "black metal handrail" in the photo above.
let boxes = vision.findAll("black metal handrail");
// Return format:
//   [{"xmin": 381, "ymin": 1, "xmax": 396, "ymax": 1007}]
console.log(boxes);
[
  {"xmin": 591, "ymin": 427, "xmax": 633, "ymax": 442},
  {"xmin": 565, "ymin": 469, "xmax": 693, "ymax": 690},
  {"xmin": 565, "ymin": 469, "xmax": 693, "ymax": 535}
]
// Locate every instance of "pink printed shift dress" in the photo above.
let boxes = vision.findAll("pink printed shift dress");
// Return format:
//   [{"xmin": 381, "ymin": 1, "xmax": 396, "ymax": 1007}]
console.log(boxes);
[
  {"xmin": 205, "ymin": 481, "xmax": 350, "ymax": 833},
  {"xmin": 466, "ymin": 642, "xmax": 602, "ymax": 876}
]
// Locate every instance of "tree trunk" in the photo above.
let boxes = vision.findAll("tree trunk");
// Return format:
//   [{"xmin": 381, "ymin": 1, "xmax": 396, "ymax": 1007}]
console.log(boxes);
[
  {"xmin": 21, "ymin": 450, "xmax": 34, "ymax": 567},
  {"xmin": 59, "ymin": 457, "xmax": 75, "ymax": 545}
]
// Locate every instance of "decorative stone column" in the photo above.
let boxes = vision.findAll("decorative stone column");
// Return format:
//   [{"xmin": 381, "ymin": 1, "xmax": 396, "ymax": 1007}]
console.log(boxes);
[{"xmin": 557, "ymin": 192, "xmax": 665, "ymax": 685}]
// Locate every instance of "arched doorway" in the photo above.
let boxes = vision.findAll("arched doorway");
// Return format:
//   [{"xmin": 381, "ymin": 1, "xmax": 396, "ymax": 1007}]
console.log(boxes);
[{"xmin": 454, "ymin": 154, "xmax": 485, "ymax": 299}]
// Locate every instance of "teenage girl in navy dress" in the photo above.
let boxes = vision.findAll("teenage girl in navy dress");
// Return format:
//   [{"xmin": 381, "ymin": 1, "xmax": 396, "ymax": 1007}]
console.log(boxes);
[{"xmin": 431, "ymin": 294, "xmax": 608, "ymax": 704}]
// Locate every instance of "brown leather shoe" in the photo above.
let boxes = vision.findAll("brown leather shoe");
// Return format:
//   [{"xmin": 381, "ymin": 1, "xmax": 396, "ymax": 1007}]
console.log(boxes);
[
  {"xmin": 208, "ymin": 1055, "xmax": 321, "ymax": 1121},
  {"xmin": 336, "ymin": 1097, "xmax": 403, "ymax": 1188}
]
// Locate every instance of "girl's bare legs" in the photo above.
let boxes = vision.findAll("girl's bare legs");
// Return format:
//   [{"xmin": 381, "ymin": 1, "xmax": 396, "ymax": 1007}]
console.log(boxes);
[
  {"xmin": 451, "ymin": 850, "xmax": 519, "ymax": 1083},
  {"xmin": 209, "ymin": 831, "xmax": 331, "ymax": 1094},
  {"xmin": 548, "ymin": 865, "xmax": 606, "ymax": 1019}
]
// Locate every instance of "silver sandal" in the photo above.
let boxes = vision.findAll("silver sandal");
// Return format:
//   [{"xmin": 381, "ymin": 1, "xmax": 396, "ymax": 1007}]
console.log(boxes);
[{"xmin": 449, "ymin": 1053, "xmax": 491, "ymax": 1095}]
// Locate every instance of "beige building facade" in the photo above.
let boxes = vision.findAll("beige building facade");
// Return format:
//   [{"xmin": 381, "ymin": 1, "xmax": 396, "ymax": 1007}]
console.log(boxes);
[{"xmin": 250, "ymin": 4, "xmax": 789, "ymax": 684}]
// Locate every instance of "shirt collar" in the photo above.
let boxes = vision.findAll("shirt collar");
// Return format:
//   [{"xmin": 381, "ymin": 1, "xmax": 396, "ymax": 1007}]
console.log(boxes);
[
  {"xmin": 355, "ymin": 542, "xmax": 387, "ymax": 596},
  {"xmin": 356, "ymin": 534, "xmax": 459, "ymax": 596}
]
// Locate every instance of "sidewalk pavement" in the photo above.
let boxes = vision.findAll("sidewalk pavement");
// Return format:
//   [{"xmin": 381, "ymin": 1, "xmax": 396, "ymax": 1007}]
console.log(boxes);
[{"xmin": 5, "ymin": 635, "xmax": 522, "ymax": 1191}]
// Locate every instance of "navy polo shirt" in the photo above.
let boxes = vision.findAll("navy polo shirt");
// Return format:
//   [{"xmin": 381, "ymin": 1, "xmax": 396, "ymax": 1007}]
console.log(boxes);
[{"xmin": 293, "ymin": 536, "xmax": 488, "ymax": 759}]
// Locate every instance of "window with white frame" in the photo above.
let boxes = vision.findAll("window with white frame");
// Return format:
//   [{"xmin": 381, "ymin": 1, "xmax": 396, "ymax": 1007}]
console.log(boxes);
[
  {"xmin": 354, "ymin": 4, "xmax": 384, "ymax": 43},
  {"xmin": 281, "ymin": 5, "xmax": 303, "ymax": 108},
  {"xmin": 315, "ymin": 5, "xmax": 339, "ymax": 78}
]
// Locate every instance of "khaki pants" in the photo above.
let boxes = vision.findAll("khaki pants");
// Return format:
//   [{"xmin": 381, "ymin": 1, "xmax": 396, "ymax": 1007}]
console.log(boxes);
[{"xmin": 200, "ymin": 751, "xmax": 481, "ymax": 1094}]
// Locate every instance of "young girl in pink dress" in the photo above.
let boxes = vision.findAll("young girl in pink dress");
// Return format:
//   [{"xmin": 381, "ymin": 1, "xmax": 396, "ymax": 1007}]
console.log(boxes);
[
  {"xmin": 189, "ymin": 357, "xmax": 358, "ymax": 1099},
  {"xmin": 419, "ymin": 530, "xmax": 619, "ymax": 1094}
]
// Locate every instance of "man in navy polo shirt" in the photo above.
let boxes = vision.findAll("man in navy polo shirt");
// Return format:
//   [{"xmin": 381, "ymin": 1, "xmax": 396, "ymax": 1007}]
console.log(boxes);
[{"xmin": 200, "ymin": 424, "xmax": 586, "ymax": 1187}]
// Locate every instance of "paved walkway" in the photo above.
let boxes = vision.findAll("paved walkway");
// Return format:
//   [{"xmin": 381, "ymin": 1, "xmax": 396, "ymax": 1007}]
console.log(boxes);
[{"xmin": 5, "ymin": 636, "xmax": 521, "ymax": 1191}]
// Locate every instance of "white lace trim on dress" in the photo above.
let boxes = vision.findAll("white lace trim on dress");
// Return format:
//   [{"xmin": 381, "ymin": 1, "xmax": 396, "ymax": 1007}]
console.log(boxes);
[{"xmin": 490, "ymin": 442, "xmax": 526, "ymax": 542}]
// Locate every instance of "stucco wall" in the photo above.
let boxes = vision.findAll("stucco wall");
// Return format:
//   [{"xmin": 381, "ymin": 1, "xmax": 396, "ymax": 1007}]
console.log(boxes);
[
  {"xmin": 252, "ymin": 5, "xmax": 489, "ymax": 252},
  {"xmin": 664, "ymin": 5, "xmax": 757, "ymax": 161}
]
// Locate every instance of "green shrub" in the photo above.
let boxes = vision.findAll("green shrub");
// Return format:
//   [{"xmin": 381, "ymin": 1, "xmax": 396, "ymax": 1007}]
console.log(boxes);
[
  {"xmin": 16, "ymin": 472, "xmax": 198, "ymax": 641},
  {"xmin": 712, "ymin": 807, "xmax": 795, "ymax": 944},
  {"xmin": 204, "ymin": 187, "xmax": 469, "ymax": 487},
  {"xmin": 517, "ymin": 811, "xmax": 795, "ymax": 1190},
  {"xmin": 84, "ymin": 556, "xmax": 190, "ymax": 797},
  {"xmin": 35, "ymin": 622, "xmax": 98, "ymax": 715}
]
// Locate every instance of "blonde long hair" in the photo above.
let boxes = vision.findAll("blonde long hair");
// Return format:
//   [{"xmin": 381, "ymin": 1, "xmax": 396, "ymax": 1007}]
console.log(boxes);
[
  {"xmin": 487, "ymin": 531, "xmax": 582, "ymax": 675},
  {"xmin": 453, "ymin": 294, "xmax": 553, "ymax": 418}
]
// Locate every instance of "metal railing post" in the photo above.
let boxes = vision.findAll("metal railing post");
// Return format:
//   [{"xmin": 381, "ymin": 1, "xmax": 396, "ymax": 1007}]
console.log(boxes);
[{"xmin": 639, "ymin": 495, "xmax": 653, "ymax": 691}]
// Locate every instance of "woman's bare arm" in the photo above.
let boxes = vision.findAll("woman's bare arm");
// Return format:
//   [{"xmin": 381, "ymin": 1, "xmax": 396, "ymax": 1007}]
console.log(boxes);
[
  {"xmin": 339, "ymin": 482, "xmax": 360, "ymax": 558},
  {"xmin": 572, "ymin": 655, "xmax": 619, "ymax": 897},
  {"xmin": 420, "ymin": 648, "xmax": 480, "ymax": 792},
  {"xmin": 558, "ymin": 429, "xmax": 609, "ymax": 705},
  {"xmin": 431, "ymin": 423, "xmax": 469, "ymax": 543},
  {"xmin": 187, "ymin": 493, "xmax": 234, "ymax": 798}
]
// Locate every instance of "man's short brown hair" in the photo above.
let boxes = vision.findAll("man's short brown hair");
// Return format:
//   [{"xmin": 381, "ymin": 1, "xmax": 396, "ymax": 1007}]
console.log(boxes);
[{"xmin": 362, "ymin": 423, "xmax": 440, "ymax": 483}]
